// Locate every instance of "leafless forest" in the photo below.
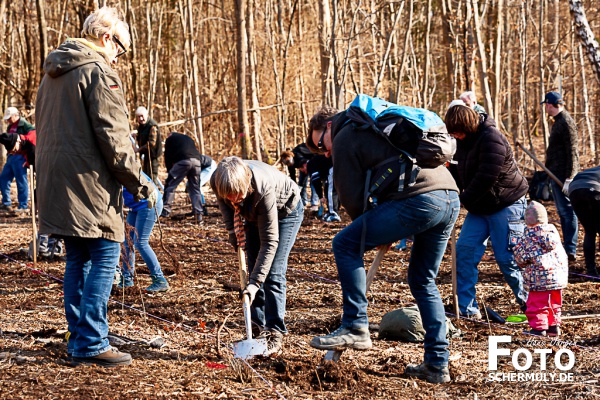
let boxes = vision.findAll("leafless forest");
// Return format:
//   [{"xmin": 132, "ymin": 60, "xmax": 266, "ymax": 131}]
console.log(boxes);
[
  {"xmin": 1, "ymin": 0, "xmax": 599, "ymax": 166},
  {"xmin": 2, "ymin": 1, "xmax": 600, "ymax": 398}
]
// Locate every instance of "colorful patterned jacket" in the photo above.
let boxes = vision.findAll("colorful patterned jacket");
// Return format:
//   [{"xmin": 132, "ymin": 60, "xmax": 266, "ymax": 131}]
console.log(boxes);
[{"xmin": 513, "ymin": 224, "xmax": 568, "ymax": 291}]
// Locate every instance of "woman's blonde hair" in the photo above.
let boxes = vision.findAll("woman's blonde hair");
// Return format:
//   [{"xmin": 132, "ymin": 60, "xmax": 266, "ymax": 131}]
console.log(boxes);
[
  {"xmin": 213, "ymin": 156, "xmax": 253, "ymax": 200},
  {"xmin": 81, "ymin": 6, "xmax": 131, "ymax": 50}
]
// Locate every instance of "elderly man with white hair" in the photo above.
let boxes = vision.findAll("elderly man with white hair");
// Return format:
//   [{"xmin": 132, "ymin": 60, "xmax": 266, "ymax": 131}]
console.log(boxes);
[
  {"xmin": 459, "ymin": 91, "xmax": 486, "ymax": 114},
  {"xmin": 1, "ymin": 106, "xmax": 35, "ymax": 214},
  {"xmin": 35, "ymin": 6, "xmax": 156, "ymax": 367},
  {"xmin": 134, "ymin": 106, "xmax": 162, "ymax": 184}
]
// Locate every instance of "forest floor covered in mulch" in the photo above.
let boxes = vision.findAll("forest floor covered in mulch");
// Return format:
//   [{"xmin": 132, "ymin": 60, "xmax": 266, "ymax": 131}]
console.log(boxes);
[{"xmin": 1, "ymin": 184, "xmax": 599, "ymax": 399}]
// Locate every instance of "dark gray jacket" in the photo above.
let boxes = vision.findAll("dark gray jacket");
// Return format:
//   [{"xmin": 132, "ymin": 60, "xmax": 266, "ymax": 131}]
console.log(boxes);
[
  {"xmin": 546, "ymin": 110, "xmax": 579, "ymax": 181},
  {"xmin": 211, "ymin": 160, "xmax": 300, "ymax": 285}
]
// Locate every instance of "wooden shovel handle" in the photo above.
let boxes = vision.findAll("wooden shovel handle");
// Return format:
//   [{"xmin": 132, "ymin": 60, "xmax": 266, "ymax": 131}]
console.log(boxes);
[
  {"xmin": 237, "ymin": 247, "xmax": 248, "ymax": 289},
  {"xmin": 365, "ymin": 246, "xmax": 387, "ymax": 292}
]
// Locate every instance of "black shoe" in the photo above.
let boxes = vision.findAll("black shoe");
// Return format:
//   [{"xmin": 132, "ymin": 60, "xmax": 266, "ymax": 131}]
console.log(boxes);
[
  {"xmin": 160, "ymin": 210, "xmax": 170, "ymax": 218},
  {"xmin": 567, "ymin": 254, "xmax": 577, "ymax": 262},
  {"xmin": 405, "ymin": 362, "xmax": 451, "ymax": 384},
  {"xmin": 202, "ymin": 208, "xmax": 209, "ymax": 217},
  {"xmin": 586, "ymin": 266, "xmax": 599, "ymax": 277},
  {"xmin": 547, "ymin": 326, "xmax": 560, "ymax": 337}
]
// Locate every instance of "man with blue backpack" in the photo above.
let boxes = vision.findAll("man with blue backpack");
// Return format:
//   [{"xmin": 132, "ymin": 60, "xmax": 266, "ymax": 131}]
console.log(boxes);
[{"xmin": 305, "ymin": 95, "xmax": 460, "ymax": 384}]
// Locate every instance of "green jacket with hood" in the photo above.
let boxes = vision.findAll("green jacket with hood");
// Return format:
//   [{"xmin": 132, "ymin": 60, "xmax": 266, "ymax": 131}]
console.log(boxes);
[{"xmin": 35, "ymin": 39, "xmax": 152, "ymax": 242}]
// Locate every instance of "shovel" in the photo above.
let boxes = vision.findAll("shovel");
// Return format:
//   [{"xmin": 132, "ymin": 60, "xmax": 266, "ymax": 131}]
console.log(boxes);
[
  {"xmin": 323, "ymin": 246, "xmax": 387, "ymax": 362},
  {"xmin": 231, "ymin": 247, "xmax": 268, "ymax": 359}
]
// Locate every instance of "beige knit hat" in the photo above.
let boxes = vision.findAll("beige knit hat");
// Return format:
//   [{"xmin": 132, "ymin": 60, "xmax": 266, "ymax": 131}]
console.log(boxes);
[{"xmin": 525, "ymin": 201, "xmax": 548, "ymax": 225}]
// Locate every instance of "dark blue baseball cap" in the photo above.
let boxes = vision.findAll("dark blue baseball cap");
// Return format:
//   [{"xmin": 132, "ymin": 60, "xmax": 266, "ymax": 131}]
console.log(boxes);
[{"xmin": 541, "ymin": 91, "xmax": 563, "ymax": 105}]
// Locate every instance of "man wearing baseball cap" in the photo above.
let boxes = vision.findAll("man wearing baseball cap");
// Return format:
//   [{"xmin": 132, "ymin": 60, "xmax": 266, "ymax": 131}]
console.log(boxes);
[
  {"xmin": 541, "ymin": 91, "xmax": 579, "ymax": 261},
  {"xmin": 1, "ymin": 107, "xmax": 35, "ymax": 214}
]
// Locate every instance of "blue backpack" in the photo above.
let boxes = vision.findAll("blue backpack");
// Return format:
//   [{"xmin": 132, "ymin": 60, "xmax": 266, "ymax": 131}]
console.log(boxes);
[
  {"xmin": 345, "ymin": 94, "xmax": 456, "ymax": 206},
  {"xmin": 347, "ymin": 94, "xmax": 455, "ymax": 168}
]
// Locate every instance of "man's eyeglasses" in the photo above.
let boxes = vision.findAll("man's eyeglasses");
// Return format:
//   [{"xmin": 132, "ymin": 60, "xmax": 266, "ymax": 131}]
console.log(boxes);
[
  {"xmin": 112, "ymin": 35, "xmax": 127, "ymax": 58},
  {"xmin": 317, "ymin": 127, "xmax": 328, "ymax": 154}
]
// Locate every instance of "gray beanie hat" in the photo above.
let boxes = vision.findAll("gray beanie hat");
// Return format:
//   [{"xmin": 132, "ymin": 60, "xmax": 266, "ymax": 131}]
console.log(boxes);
[{"xmin": 525, "ymin": 201, "xmax": 548, "ymax": 225}]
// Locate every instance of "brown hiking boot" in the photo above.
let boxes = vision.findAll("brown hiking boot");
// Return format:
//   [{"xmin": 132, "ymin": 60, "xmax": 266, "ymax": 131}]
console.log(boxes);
[{"xmin": 71, "ymin": 347, "xmax": 132, "ymax": 367}]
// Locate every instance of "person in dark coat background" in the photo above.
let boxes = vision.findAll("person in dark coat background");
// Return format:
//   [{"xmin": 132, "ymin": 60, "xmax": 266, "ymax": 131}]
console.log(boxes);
[{"xmin": 161, "ymin": 131, "xmax": 216, "ymax": 223}]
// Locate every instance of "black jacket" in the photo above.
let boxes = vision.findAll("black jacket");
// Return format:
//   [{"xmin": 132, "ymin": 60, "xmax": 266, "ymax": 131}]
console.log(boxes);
[
  {"xmin": 164, "ymin": 133, "xmax": 212, "ymax": 171},
  {"xmin": 286, "ymin": 143, "xmax": 314, "ymax": 182},
  {"xmin": 545, "ymin": 110, "xmax": 579, "ymax": 181},
  {"xmin": 330, "ymin": 111, "xmax": 459, "ymax": 220},
  {"xmin": 450, "ymin": 115, "xmax": 528, "ymax": 215}
]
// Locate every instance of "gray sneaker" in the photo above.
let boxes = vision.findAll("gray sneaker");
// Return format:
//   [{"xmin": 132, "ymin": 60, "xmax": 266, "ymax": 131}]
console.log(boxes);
[
  {"xmin": 310, "ymin": 326, "xmax": 372, "ymax": 350},
  {"xmin": 405, "ymin": 362, "xmax": 451, "ymax": 384}
]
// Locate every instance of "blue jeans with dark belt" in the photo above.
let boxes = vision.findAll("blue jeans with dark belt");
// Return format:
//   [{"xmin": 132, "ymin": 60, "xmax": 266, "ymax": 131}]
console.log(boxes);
[
  {"xmin": 332, "ymin": 190, "xmax": 460, "ymax": 367},
  {"xmin": 63, "ymin": 237, "xmax": 120, "ymax": 357},
  {"xmin": 456, "ymin": 197, "xmax": 528, "ymax": 316},
  {"xmin": 246, "ymin": 200, "xmax": 304, "ymax": 334}
]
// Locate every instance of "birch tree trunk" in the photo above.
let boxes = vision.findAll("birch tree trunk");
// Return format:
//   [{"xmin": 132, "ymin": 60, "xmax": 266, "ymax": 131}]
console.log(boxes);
[{"xmin": 569, "ymin": 0, "xmax": 600, "ymax": 83}]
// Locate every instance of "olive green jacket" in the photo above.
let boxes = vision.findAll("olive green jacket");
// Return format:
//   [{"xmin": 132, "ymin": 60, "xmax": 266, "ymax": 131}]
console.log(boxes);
[{"xmin": 35, "ymin": 39, "xmax": 152, "ymax": 242}]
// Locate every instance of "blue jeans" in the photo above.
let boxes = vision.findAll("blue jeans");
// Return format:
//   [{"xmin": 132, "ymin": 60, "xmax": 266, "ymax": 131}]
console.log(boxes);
[
  {"xmin": 163, "ymin": 159, "xmax": 204, "ymax": 215},
  {"xmin": 550, "ymin": 180, "xmax": 578, "ymax": 255},
  {"xmin": 122, "ymin": 200, "xmax": 164, "ymax": 279},
  {"xmin": 456, "ymin": 197, "xmax": 527, "ymax": 316},
  {"xmin": 299, "ymin": 171, "xmax": 319, "ymax": 206},
  {"xmin": 63, "ymin": 237, "xmax": 120, "ymax": 357},
  {"xmin": 333, "ymin": 190, "xmax": 459, "ymax": 367},
  {"xmin": 246, "ymin": 201, "xmax": 304, "ymax": 333},
  {"xmin": 199, "ymin": 160, "xmax": 217, "ymax": 205},
  {"xmin": 0, "ymin": 154, "xmax": 29, "ymax": 209}
]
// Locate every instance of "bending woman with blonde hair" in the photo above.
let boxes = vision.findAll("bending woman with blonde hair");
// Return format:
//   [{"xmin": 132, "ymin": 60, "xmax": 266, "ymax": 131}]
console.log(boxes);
[{"xmin": 210, "ymin": 156, "xmax": 304, "ymax": 356}]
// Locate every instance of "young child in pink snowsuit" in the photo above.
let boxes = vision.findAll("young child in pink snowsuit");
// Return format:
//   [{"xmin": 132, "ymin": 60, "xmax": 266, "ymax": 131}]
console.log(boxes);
[{"xmin": 513, "ymin": 201, "xmax": 568, "ymax": 337}]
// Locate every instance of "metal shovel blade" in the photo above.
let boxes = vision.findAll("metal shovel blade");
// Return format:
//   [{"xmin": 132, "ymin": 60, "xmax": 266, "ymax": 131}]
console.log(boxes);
[
  {"xmin": 232, "ymin": 293, "xmax": 268, "ymax": 359},
  {"xmin": 323, "ymin": 349, "xmax": 344, "ymax": 362},
  {"xmin": 232, "ymin": 337, "xmax": 268, "ymax": 360}
]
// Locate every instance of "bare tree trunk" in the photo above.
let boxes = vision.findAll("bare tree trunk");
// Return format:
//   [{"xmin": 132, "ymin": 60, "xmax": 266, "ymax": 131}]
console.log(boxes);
[
  {"xmin": 578, "ymin": 44, "xmax": 596, "ymax": 158},
  {"xmin": 374, "ymin": 1, "xmax": 404, "ymax": 98},
  {"xmin": 394, "ymin": 0, "xmax": 413, "ymax": 104},
  {"xmin": 35, "ymin": 0, "xmax": 48, "ymax": 71},
  {"xmin": 471, "ymin": 0, "xmax": 493, "ymax": 118},
  {"xmin": 247, "ymin": 0, "xmax": 262, "ymax": 161},
  {"xmin": 187, "ymin": 0, "xmax": 204, "ymax": 154},
  {"xmin": 539, "ymin": 0, "xmax": 549, "ymax": 149},
  {"xmin": 421, "ymin": 0, "xmax": 432, "ymax": 108},
  {"xmin": 235, "ymin": 0, "xmax": 251, "ymax": 158},
  {"xmin": 493, "ymin": 0, "xmax": 503, "ymax": 122},
  {"xmin": 318, "ymin": 0, "xmax": 332, "ymax": 105},
  {"xmin": 126, "ymin": 0, "xmax": 140, "ymax": 107}
]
